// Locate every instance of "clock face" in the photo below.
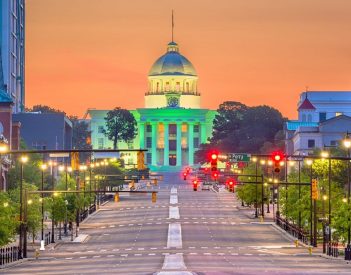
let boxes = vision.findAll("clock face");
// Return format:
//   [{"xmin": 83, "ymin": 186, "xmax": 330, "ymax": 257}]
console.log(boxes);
[{"xmin": 167, "ymin": 97, "xmax": 179, "ymax": 107}]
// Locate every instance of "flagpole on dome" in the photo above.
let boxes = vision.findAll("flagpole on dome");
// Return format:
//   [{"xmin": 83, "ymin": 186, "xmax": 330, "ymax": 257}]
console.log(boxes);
[{"xmin": 172, "ymin": 10, "xmax": 174, "ymax": 42}]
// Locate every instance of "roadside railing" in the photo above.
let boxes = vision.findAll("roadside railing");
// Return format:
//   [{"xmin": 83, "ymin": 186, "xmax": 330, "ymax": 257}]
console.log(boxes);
[
  {"xmin": 0, "ymin": 246, "xmax": 19, "ymax": 266},
  {"xmin": 276, "ymin": 216, "xmax": 309, "ymax": 244}
]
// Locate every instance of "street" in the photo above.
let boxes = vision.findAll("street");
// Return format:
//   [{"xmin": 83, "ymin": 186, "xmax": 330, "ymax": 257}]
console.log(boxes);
[{"xmin": 4, "ymin": 172, "xmax": 351, "ymax": 275}]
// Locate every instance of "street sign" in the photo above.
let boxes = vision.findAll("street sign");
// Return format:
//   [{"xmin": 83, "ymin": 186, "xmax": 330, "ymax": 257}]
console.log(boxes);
[{"xmin": 227, "ymin": 153, "xmax": 251, "ymax": 162}]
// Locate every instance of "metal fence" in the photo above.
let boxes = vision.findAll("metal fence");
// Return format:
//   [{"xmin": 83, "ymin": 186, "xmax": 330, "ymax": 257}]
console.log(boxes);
[
  {"xmin": 0, "ymin": 246, "xmax": 19, "ymax": 266},
  {"xmin": 276, "ymin": 216, "xmax": 309, "ymax": 244}
]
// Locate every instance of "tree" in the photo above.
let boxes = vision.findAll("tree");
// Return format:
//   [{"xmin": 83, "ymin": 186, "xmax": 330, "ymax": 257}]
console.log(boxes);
[
  {"xmin": 210, "ymin": 102, "xmax": 285, "ymax": 154},
  {"xmin": 103, "ymin": 108, "xmax": 137, "ymax": 150},
  {"xmin": 69, "ymin": 116, "xmax": 92, "ymax": 161},
  {"xmin": 0, "ymin": 192, "xmax": 17, "ymax": 246},
  {"xmin": 26, "ymin": 105, "xmax": 65, "ymax": 115}
]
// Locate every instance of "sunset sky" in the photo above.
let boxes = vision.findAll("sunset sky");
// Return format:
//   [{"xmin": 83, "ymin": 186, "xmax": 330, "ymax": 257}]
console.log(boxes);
[{"xmin": 26, "ymin": 0, "xmax": 351, "ymax": 119}]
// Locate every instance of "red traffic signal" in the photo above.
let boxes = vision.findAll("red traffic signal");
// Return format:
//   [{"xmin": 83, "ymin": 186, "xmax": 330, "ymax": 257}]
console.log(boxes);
[
  {"xmin": 271, "ymin": 151, "xmax": 285, "ymax": 173},
  {"xmin": 227, "ymin": 178, "xmax": 235, "ymax": 192},
  {"xmin": 193, "ymin": 180, "xmax": 198, "ymax": 191},
  {"xmin": 183, "ymin": 172, "xmax": 187, "ymax": 180},
  {"xmin": 209, "ymin": 151, "xmax": 219, "ymax": 171},
  {"xmin": 212, "ymin": 171, "xmax": 219, "ymax": 180},
  {"xmin": 211, "ymin": 153, "xmax": 218, "ymax": 160}
]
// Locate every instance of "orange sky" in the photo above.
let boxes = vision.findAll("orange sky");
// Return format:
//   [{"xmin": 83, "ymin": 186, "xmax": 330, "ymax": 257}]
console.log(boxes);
[{"xmin": 25, "ymin": 0, "xmax": 351, "ymax": 119}]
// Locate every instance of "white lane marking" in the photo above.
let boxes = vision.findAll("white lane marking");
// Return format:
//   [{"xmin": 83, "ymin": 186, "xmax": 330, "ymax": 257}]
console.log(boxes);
[
  {"xmin": 93, "ymin": 255, "xmax": 101, "ymax": 258},
  {"xmin": 171, "ymin": 187, "xmax": 177, "ymax": 194},
  {"xmin": 170, "ymin": 194, "xmax": 178, "ymax": 204},
  {"xmin": 189, "ymin": 252, "xmax": 198, "ymax": 255},
  {"xmin": 134, "ymin": 254, "xmax": 142, "ymax": 256},
  {"xmin": 138, "ymin": 248, "xmax": 145, "ymax": 250},
  {"xmin": 161, "ymin": 254, "xmax": 187, "ymax": 270},
  {"xmin": 150, "ymin": 247, "xmax": 157, "ymax": 250},
  {"xmin": 107, "ymin": 254, "xmax": 115, "ymax": 257},
  {"xmin": 109, "ymin": 225, "xmax": 115, "ymax": 228},
  {"xmin": 120, "ymin": 254, "xmax": 128, "ymax": 257},
  {"xmin": 149, "ymin": 253, "xmax": 156, "ymax": 256},
  {"xmin": 169, "ymin": 206, "xmax": 180, "ymax": 219},
  {"xmin": 79, "ymin": 256, "xmax": 87, "ymax": 259},
  {"xmin": 65, "ymin": 257, "xmax": 73, "ymax": 260},
  {"xmin": 87, "ymin": 250, "xmax": 94, "ymax": 253},
  {"xmin": 167, "ymin": 223, "xmax": 182, "ymax": 248}
]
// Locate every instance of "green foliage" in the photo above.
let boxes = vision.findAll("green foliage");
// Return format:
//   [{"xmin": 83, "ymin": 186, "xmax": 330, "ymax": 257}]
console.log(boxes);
[
  {"xmin": 104, "ymin": 107, "xmax": 137, "ymax": 149},
  {"xmin": 211, "ymin": 101, "xmax": 285, "ymax": 154},
  {"xmin": 26, "ymin": 105, "xmax": 65, "ymax": 114},
  {"xmin": 7, "ymin": 183, "xmax": 42, "ymax": 244},
  {"xmin": 0, "ymin": 192, "xmax": 17, "ymax": 246}
]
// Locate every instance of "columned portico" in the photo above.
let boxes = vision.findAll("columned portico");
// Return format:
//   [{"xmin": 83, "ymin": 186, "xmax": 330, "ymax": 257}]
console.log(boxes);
[
  {"xmin": 188, "ymin": 122, "xmax": 194, "ymax": 166},
  {"xmin": 151, "ymin": 122, "xmax": 157, "ymax": 166},
  {"xmin": 163, "ymin": 122, "xmax": 169, "ymax": 166},
  {"xmin": 176, "ymin": 122, "xmax": 182, "ymax": 166}
]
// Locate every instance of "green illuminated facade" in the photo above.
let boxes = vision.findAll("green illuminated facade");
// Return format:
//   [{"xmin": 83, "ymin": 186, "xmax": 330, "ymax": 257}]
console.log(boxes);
[{"xmin": 88, "ymin": 41, "xmax": 216, "ymax": 170}]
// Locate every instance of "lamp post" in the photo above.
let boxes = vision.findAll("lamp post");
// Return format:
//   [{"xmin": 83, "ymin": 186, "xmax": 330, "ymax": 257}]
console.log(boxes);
[
  {"xmin": 253, "ymin": 157, "xmax": 258, "ymax": 218},
  {"xmin": 343, "ymin": 133, "xmax": 351, "ymax": 245},
  {"xmin": 18, "ymin": 155, "xmax": 28, "ymax": 258},
  {"xmin": 0, "ymin": 143, "xmax": 8, "ymax": 190},
  {"xmin": 49, "ymin": 161, "xmax": 56, "ymax": 243},
  {"xmin": 40, "ymin": 163, "xmax": 47, "ymax": 251},
  {"xmin": 306, "ymin": 159, "xmax": 313, "ymax": 246}
]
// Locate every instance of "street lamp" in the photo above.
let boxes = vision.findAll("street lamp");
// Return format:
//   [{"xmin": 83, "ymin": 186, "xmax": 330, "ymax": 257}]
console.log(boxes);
[
  {"xmin": 305, "ymin": 159, "xmax": 313, "ymax": 246},
  {"xmin": 18, "ymin": 155, "xmax": 28, "ymax": 258},
  {"xmin": 40, "ymin": 163, "xmax": 47, "ymax": 251},
  {"xmin": 49, "ymin": 161, "xmax": 57, "ymax": 243},
  {"xmin": 343, "ymin": 133, "xmax": 351, "ymax": 245}
]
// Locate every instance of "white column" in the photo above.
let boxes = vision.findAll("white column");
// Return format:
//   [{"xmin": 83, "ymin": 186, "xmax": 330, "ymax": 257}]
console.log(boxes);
[
  {"xmin": 188, "ymin": 123, "xmax": 194, "ymax": 166},
  {"xmin": 139, "ymin": 122, "xmax": 145, "ymax": 149},
  {"xmin": 163, "ymin": 122, "xmax": 169, "ymax": 166},
  {"xmin": 151, "ymin": 122, "xmax": 157, "ymax": 166},
  {"xmin": 176, "ymin": 123, "xmax": 182, "ymax": 166}
]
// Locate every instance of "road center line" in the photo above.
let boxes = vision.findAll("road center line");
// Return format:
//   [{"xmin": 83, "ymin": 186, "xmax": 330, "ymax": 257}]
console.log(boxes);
[
  {"xmin": 169, "ymin": 206, "xmax": 180, "ymax": 219},
  {"xmin": 170, "ymin": 194, "xmax": 178, "ymax": 204},
  {"xmin": 167, "ymin": 223, "xmax": 182, "ymax": 248}
]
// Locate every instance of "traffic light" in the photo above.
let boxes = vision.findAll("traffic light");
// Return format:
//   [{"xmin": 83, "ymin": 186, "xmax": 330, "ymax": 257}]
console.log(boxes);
[
  {"xmin": 210, "ymin": 151, "xmax": 218, "ymax": 171},
  {"xmin": 137, "ymin": 151, "xmax": 146, "ymax": 170},
  {"xmin": 227, "ymin": 178, "xmax": 235, "ymax": 192},
  {"xmin": 193, "ymin": 180, "xmax": 198, "ymax": 191},
  {"xmin": 183, "ymin": 172, "xmax": 187, "ymax": 180},
  {"xmin": 312, "ymin": 179, "xmax": 318, "ymax": 200},
  {"xmin": 212, "ymin": 171, "xmax": 219, "ymax": 181},
  {"xmin": 271, "ymin": 151, "xmax": 284, "ymax": 173}
]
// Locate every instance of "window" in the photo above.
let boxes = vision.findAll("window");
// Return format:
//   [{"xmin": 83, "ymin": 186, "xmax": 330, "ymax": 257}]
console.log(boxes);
[
  {"xmin": 307, "ymin": 114, "xmax": 312, "ymax": 122},
  {"xmin": 336, "ymin": 112, "xmax": 343, "ymax": 117},
  {"xmin": 146, "ymin": 137, "xmax": 152, "ymax": 148},
  {"xmin": 146, "ymin": 125, "xmax": 152, "ymax": 132},
  {"xmin": 146, "ymin": 153, "xmax": 152, "ymax": 164},
  {"xmin": 308, "ymin": 139, "xmax": 315, "ymax": 149},
  {"xmin": 302, "ymin": 114, "xmax": 306, "ymax": 122},
  {"xmin": 156, "ymin": 82, "xmax": 159, "ymax": 92},
  {"xmin": 194, "ymin": 137, "xmax": 199, "ymax": 148},
  {"xmin": 169, "ymin": 140, "xmax": 176, "ymax": 150},
  {"xmin": 319, "ymin": 112, "xmax": 327, "ymax": 122},
  {"xmin": 186, "ymin": 83, "xmax": 189, "ymax": 92},
  {"xmin": 98, "ymin": 138, "xmax": 104, "ymax": 149},
  {"xmin": 169, "ymin": 124, "xmax": 177, "ymax": 135},
  {"xmin": 165, "ymin": 82, "xmax": 170, "ymax": 91},
  {"xmin": 98, "ymin": 126, "xmax": 104, "ymax": 134},
  {"xmin": 194, "ymin": 125, "xmax": 199, "ymax": 133},
  {"xmin": 181, "ymin": 124, "xmax": 187, "ymax": 132}
]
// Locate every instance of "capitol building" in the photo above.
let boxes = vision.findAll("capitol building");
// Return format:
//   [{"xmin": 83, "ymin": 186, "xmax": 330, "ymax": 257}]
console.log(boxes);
[{"xmin": 87, "ymin": 40, "xmax": 216, "ymax": 170}]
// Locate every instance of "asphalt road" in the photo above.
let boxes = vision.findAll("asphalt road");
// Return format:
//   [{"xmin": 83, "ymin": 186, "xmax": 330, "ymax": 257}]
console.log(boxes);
[{"xmin": 4, "ymin": 172, "xmax": 351, "ymax": 274}]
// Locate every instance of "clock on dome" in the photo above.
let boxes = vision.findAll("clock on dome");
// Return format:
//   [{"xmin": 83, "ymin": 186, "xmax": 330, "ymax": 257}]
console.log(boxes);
[{"xmin": 167, "ymin": 96, "xmax": 179, "ymax": 107}]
